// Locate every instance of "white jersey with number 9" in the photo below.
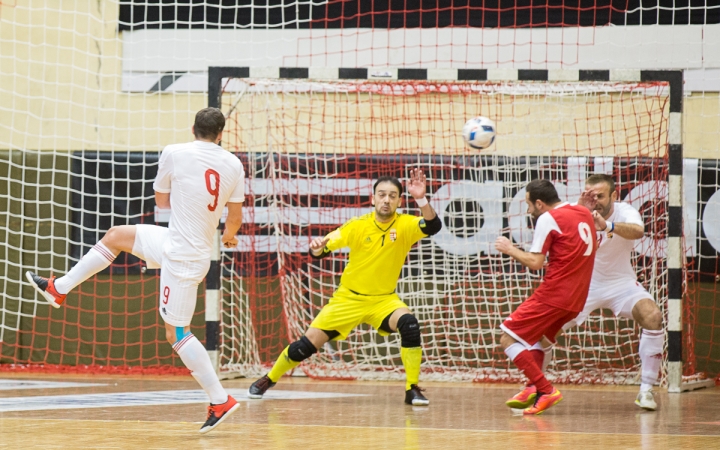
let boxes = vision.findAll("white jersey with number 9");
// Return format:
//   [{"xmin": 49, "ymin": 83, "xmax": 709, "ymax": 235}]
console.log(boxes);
[{"xmin": 153, "ymin": 140, "xmax": 245, "ymax": 260}]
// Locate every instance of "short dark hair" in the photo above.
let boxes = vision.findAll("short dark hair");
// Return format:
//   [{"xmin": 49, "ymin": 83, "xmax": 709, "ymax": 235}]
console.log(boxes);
[
  {"xmin": 526, "ymin": 179, "xmax": 561, "ymax": 205},
  {"xmin": 373, "ymin": 176, "xmax": 403, "ymax": 195},
  {"xmin": 194, "ymin": 107, "xmax": 225, "ymax": 140},
  {"xmin": 585, "ymin": 173, "xmax": 616, "ymax": 194}
]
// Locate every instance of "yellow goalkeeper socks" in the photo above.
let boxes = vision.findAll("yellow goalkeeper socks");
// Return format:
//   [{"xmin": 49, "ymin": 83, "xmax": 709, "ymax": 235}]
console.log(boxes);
[
  {"xmin": 401, "ymin": 346, "xmax": 422, "ymax": 390},
  {"xmin": 267, "ymin": 346, "xmax": 301, "ymax": 383}
]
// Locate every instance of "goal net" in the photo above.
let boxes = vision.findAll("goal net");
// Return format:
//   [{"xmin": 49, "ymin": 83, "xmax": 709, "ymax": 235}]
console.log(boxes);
[
  {"xmin": 2, "ymin": 1, "xmax": 717, "ymax": 387},
  {"xmin": 216, "ymin": 75, "xmax": 673, "ymax": 384}
]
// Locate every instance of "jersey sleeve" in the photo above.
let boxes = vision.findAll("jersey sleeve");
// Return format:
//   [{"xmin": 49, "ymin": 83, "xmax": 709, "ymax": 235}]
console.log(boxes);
[
  {"xmin": 153, "ymin": 146, "xmax": 173, "ymax": 193},
  {"xmin": 529, "ymin": 212, "xmax": 561, "ymax": 254},
  {"xmin": 616, "ymin": 203, "xmax": 644, "ymax": 226},
  {"xmin": 228, "ymin": 163, "xmax": 246, "ymax": 203},
  {"xmin": 404, "ymin": 215, "xmax": 430, "ymax": 243},
  {"xmin": 324, "ymin": 219, "xmax": 355, "ymax": 252}
]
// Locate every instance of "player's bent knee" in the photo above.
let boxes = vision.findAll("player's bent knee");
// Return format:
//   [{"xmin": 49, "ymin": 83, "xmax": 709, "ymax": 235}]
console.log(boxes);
[
  {"xmin": 287, "ymin": 336, "xmax": 318, "ymax": 362},
  {"xmin": 499, "ymin": 332, "xmax": 519, "ymax": 350},
  {"xmin": 165, "ymin": 328, "xmax": 176, "ymax": 345},
  {"xmin": 397, "ymin": 314, "xmax": 421, "ymax": 348},
  {"xmin": 101, "ymin": 225, "xmax": 135, "ymax": 254},
  {"xmin": 102, "ymin": 226, "xmax": 120, "ymax": 244},
  {"xmin": 645, "ymin": 308, "xmax": 663, "ymax": 330}
]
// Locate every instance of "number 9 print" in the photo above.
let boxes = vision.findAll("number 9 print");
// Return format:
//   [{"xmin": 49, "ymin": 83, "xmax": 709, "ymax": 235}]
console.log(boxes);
[
  {"xmin": 578, "ymin": 222, "xmax": 593, "ymax": 256},
  {"xmin": 205, "ymin": 169, "xmax": 221, "ymax": 212}
]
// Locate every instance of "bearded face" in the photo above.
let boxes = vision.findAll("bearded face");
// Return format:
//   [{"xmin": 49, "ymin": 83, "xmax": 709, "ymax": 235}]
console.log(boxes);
[
  {"xmin": 587, "ymin": 182, "xmax": 617, "ymax": 219},
  {"xmin": 373, "ymin": 182, "xmax": 402, "ymax": 221}
]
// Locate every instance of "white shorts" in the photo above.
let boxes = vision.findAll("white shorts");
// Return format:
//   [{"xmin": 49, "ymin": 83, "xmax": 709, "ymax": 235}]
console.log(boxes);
[
  {"xmin": 132, "ymin": 224, "xmax": 210, "ymax": 327},
  {"xmin": 564, "ymin": 280, "xmax": 654, "ymax": 329}
]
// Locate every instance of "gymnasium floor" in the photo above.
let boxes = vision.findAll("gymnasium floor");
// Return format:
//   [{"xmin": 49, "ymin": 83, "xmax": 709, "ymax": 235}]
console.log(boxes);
[{"xmin": 0, "ymin": 373, "xmax": 719, "ymax": 449}]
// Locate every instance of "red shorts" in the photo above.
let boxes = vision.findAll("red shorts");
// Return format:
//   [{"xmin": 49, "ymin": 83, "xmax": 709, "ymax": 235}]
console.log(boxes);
[{"xmin": 500, "ymin": 297, "xmax": 579, "ymax": 348}]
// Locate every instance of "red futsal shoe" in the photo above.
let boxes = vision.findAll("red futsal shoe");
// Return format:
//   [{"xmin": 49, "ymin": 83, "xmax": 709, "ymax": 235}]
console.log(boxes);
[
  {"xmin": 26, "ymin": 271, "xmax": 66, "ymax": 308},
  {"xmin": 199, "ymin": 395, "xmax": 240, "ymax": 434},
  {"xmin": 506, "ymin": 384, "xmax": 537, "ymax": 409},
  {"xmin": 524, "ymin": 388, "xmax": 563, "ymax": 415}
]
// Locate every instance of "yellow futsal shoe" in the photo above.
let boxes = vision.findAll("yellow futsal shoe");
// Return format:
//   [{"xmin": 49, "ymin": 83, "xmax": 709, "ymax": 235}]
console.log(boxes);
[
  {"xmin": 506, "ymin": 385, "xmax": 537, "ymax": 409},
  {"xmin": 523, "ymin": 388, "xmax": 562, "ymax": 415}
]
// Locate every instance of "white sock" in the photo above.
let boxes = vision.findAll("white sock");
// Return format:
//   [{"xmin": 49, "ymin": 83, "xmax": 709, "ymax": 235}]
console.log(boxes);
[
  {"xmin": 54, "ymin": 242, "xmax": 117, "ymax": 294},
  {"xmin": 530, "ymin": 342, "xmax": 553, "ymax": 373},
  {"xmin": 542, "ymin": 344, "xmax": 553, "ymax": 373},
  {"xmin": 504, "ymin": 343, "xmax": 525, "ymax": 362},
  {"xmin": 174, "ymin": 333, "xmax": 228, "ymax": 404},
  {"xmin": 639, "ymin": 329, "xmax": 664, "ymax": 392}
]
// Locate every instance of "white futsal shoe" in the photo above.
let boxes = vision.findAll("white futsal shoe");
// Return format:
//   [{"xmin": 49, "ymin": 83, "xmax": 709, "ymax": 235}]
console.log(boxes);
[{"xmin": 634, "ymin": 390, "xmax": 657, "ymax": 411}]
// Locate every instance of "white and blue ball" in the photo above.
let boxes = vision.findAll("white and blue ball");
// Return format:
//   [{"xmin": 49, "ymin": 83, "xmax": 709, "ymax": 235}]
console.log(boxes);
[{"xmin": 462, "ymin": 116, "xmax": 496, "ymax": 150}]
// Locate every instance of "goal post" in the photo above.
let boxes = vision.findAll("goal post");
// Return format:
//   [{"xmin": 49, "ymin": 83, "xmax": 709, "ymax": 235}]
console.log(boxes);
[{"xmin": 206, "ymin": 66, "xmax": 702, "ymax": 390}]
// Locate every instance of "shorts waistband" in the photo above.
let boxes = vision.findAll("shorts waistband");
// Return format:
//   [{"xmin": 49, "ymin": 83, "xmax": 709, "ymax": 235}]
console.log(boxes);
[{"xmin": 343, "ymin": 286, "xmax": 395, "ymax": 297}]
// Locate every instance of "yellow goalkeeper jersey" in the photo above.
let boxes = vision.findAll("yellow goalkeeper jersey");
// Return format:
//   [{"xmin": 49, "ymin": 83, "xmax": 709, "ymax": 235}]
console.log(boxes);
[{"xmin": 322, "ymin": 211, "xmax": 430, "ymax": 296}]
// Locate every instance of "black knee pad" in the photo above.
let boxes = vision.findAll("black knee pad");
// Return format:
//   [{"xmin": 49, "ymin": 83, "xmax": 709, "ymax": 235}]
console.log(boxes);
[
  {"xmin": 397, "ymin": 314, "xmax": 421, "ymax": 348},
  {"xmin": 287, "ymin": 336, "xmax": 318, "ymax": 362}
]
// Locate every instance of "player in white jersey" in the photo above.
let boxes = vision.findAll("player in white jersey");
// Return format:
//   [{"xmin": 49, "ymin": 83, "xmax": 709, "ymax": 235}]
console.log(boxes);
[
  {"xmin": 26, "ymin": 108, "xmax": 245, "ymax": 433},
  {"xmin": 507, "ymin": 174, "xmax": 664, "ymax": 411},
  {"xmin": 574, "ymin": 174, "xmax": 664, "ymax": 410}
]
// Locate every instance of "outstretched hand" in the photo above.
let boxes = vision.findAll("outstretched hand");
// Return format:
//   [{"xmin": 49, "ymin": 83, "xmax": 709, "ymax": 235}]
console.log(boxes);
[
  {"xmin": 494, "ymin": 236, "xmax": 515, "ymax": 255},
  {"xmin": 309, "ymin": 236, "xmax": 330, "ymax": 254},
  {"xmin": 407, "ymin": 168, "xmax": 427, "ymax": 200},
  {"xmin": 578, "ymin": 188, "xmax": 599, "ymax": 212}
]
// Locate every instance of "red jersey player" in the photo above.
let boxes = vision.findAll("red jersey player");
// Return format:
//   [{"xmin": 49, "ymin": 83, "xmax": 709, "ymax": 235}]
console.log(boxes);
[{"xmin": 495, "ymin": 179, "xmax": 597, "ymax": 415}]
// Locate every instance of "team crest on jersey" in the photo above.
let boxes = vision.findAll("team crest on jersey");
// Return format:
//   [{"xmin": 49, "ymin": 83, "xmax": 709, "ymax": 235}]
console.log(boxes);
[{"xmin": 389, "ymin": 229, "xmax": 397, "ymax": 242}]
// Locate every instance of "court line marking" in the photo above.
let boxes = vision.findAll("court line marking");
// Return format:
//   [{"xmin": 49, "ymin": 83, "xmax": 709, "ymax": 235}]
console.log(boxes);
[
  {"xmin": 0, "ymin": 379, "xmax": 107, "ymax": 391},
  {"xmin": 206, "ymin": 421, "xmax": 720, "ymax": 438},
  {"xmin": 1, "ymin": 417, "xmax": 719, "ymax": 439},
  {"xmin": 0, "ymin": 388, "xmax": 366, "ymax": 412}
]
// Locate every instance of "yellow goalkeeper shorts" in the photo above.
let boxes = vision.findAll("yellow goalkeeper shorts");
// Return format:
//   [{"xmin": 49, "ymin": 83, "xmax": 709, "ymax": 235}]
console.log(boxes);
[{"xmin": 309, "ymin": 285, "xmax": 409, "ymax": 340}]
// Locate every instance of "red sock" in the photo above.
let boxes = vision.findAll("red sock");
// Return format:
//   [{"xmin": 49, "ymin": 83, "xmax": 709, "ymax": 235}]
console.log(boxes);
[
  {"xmin": 530, "ymin": 349, "xmax": 545, "ymax": 371},
  {"xmin": 513, "ymin": 350, "xmax": 553, "ymax": 394}
]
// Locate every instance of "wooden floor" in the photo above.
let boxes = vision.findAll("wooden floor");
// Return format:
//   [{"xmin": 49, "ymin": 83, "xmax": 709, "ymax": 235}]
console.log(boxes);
[{"xmin": 0, "ymin": 374, "xmax": 719, "ymax": 449}]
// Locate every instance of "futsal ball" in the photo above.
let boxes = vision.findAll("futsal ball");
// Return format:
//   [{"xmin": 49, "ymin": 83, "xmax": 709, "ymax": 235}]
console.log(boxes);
[{"xmin": 462, "ymin": 116, "xmax": 496, "ymax": 150}]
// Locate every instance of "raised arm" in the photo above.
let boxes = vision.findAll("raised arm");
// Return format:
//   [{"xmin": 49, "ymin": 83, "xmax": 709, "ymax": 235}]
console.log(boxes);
[
  {"xmin": 591, "ymin": 211, "xmax": 644, "ymax": 240},
  {"xmin": 407, "ymin": 168, "xmax": 437, "ymax": 221},
  {"xmin": 576, "ymin": 188, "xmax": 599, "ymax": 212},
  {"xmin": 407, "ymin": 168, "xmax": 442, "ymax": 236}
]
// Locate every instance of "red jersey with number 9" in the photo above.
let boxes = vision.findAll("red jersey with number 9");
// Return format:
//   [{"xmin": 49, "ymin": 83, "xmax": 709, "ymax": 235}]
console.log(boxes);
[
  {"xmin": 153, "ymin": 140, "xmax": 245, "ymax": 260},
  {"xmin": 527, "ymin": 202, "xmax": 597, "ymax": 312}
]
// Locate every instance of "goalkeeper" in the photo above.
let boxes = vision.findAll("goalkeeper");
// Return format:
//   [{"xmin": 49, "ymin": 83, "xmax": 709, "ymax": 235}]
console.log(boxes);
[{"xmin": 248, "ymin": 168, "xmax": 442, "ymax": 406}]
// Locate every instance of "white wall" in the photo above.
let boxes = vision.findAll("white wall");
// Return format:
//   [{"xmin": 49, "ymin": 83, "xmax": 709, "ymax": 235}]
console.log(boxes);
[{"xmin": 121, "ymin": 25, "xmax": 720, "ymax": 92}]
